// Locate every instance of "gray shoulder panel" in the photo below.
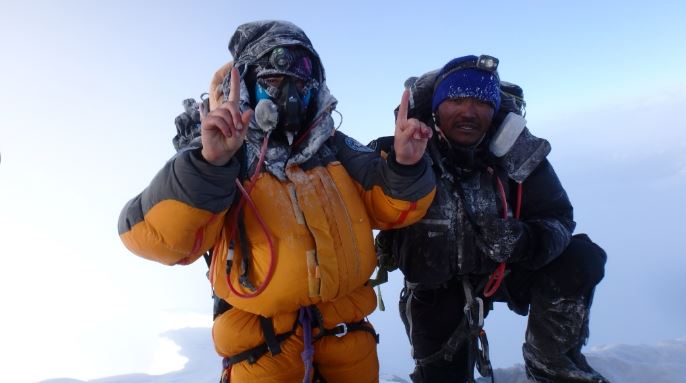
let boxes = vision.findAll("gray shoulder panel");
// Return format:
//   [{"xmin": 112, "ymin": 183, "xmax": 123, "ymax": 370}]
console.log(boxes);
[
  {"xmin": 332, "ymin": 131, "xmax": 435, "ymax": 201},
  {"xmin": 118, "ymin": 148, "xmax": 239, "ymax": 234}
]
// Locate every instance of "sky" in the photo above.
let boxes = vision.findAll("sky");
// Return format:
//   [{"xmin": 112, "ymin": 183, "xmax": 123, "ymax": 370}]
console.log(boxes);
[{"xmin": 1, "ymin": 1, "xmax": 685, "ymax": 382}]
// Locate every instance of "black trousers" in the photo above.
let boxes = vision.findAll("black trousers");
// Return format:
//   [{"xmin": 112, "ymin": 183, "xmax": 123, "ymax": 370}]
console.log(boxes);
[{"xmin": 399, "ymin": 234, "xmax": 607, "ymax": 383}]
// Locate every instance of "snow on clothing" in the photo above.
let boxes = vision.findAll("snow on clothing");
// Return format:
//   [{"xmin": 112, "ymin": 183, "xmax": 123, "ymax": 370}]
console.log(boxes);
[
  {"xmin": 370, "ymin": 134, "xmax": 575, "ymax": 287},
  {"xmin": 370, "ymin": 70, "xmax": 606, "ymax": 382},
  {"xmin": 372, "ymin": 124, "xmax": 606, "ymax": 382},
  {"xmin": 118, "ymin": 21, "xmax": 436, "ymax": 383},
  {"xmin": 396, "ymin": 152, "xmax": 575, "ymax": 286}
]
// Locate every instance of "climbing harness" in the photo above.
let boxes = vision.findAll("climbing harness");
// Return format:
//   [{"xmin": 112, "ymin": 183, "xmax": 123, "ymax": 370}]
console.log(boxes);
[{"xmin": 218, "ymin": 305, "xmax": 378, "ymax": 382}]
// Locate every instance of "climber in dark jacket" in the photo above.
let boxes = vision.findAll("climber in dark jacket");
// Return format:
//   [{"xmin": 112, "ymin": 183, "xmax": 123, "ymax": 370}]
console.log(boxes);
[{"xmin": 370, "ymin": 55, "xmax": 609, "ymax": 383}]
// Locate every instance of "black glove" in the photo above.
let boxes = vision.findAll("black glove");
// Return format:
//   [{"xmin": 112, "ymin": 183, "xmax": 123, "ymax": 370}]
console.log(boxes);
[
  {"xmin": 477, "ymin": 217, "xmax": 528, "ymax": 263},
  {"xmin": 172, "ymin": 98, "xmax": 202, "ymax": 152},
  {"xmin": 374, "ymin": 230, "xmax": 399, "ymax": 272}
]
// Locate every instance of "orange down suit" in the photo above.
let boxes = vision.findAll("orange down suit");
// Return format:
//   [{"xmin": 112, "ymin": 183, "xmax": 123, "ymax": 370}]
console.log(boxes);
[{"xmin": 118, "ymin": 66, "xmax": 435, "ymax": 383}]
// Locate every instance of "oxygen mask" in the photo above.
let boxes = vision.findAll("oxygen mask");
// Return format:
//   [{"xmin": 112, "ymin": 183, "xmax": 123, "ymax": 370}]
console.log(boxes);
[{"xmin": 253, "ymin": 47, "xmax": 319, "ymax": 143}]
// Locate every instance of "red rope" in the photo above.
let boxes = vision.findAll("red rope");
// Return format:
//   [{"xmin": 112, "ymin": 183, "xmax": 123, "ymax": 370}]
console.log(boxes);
[
  {"xmin": 221, "ymin": 365, "xmax": 231, "ymax": 383},
  {"xmin": 211, "ymin": 134, "xmax": 277, "ymax": 298},
  {"xmin": 515, "ymin": 182, "xmax": 523, "ymax": 219},
  {"xmin": 483, "ymin": 173, "xmax": 523, "ymax": 298},
  {"xmin": 226, "ymin": 179, "xmax": 277, "ymax": 298},
  {"xmin": 483, "ymin": 262, "xmax": 506, "ymax": 297},
  {"xmin": 292, "ymin": 113, "xmax": 327, "ymax": 148},
  {"xmin": 223, "ymin": 110, "xmax": 331, "ymax": 297},
  {"xmin": 493, "ymin": 172, "xmax": 508, "ymax": 220}
]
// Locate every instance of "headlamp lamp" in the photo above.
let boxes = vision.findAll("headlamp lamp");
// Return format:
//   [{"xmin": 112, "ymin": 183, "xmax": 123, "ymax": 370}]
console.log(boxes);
[
  {"xmin": 476, "ymin": 55, "xmax": 499, "ymax": 72},
  {"xmin": 269, "ymin": 47, "xmax": 294, "ymax": 71}
]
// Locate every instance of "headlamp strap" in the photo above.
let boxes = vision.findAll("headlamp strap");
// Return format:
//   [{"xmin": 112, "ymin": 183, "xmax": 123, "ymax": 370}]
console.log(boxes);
[{"xmin": 434, "ymin": 55, "xmax": 500, "ymax": 91}]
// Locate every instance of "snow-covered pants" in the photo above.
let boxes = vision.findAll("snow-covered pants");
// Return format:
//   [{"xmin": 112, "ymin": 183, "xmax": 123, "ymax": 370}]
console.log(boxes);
[{"xmin": 400, "ymin": 233, "xmax": 607, "ymax": 382}]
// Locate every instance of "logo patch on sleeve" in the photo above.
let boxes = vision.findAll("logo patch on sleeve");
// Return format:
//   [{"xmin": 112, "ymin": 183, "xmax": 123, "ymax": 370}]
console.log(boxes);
[{"xmin": 345, "ymin": 137, "xmax": 373, "ymax": 153}]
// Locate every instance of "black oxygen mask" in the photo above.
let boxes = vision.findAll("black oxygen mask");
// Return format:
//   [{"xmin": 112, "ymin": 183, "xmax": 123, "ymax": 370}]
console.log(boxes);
[
  {"xmin": 279, "ymin": 77, "xmax": 309, "ymax": 133},
  {"xmin": 255, "ymin": 75, "xmax": 313, "ymax": 144}
]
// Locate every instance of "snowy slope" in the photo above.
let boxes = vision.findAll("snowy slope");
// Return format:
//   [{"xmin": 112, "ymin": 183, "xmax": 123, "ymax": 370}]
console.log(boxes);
[{"xmin": 38, "ymin": 328, "xmax": 686, "ymax": 383}]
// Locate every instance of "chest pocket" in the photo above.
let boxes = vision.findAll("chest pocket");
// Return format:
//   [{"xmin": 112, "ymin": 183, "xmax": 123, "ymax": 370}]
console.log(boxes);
[{"xmin": 421, "ymin": 218, "xmax": 452, "ymax": 238}]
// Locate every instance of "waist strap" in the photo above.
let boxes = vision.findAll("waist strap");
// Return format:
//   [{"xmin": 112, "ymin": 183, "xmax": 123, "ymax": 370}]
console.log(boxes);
[
  {"xmin": 222, "ymin": 310, "xmax": 378, "ymax": 368},
  {"xmin": 223, "ymin": 330, "xmax": 295, "ymax": 367},
  {"xmin": 313, "ymin": 320, "xmax": 379, "ymax": 343}
]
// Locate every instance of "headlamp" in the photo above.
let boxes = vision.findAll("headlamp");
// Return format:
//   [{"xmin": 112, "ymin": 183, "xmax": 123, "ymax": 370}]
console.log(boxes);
[
  {"xmin": 434, "ymin": 54, "xmax": 500, "ymax": 89},
  {"xmin": 269, "ymin": 47, "xmax": 294, "ymax": 71},
  {"xmin": 476, "ymin": 55, "xmax": 499, "ymax": 72}
]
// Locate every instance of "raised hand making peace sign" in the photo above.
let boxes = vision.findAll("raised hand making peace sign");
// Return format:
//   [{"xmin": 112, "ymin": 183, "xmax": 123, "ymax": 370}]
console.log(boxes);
[
  {"xmin": 393, "ymin": 89, "xmax": 432, "ymax": 165},
  {"xmin": 201, "ymin": 67, "xmax": 254, "ymax": 166}
]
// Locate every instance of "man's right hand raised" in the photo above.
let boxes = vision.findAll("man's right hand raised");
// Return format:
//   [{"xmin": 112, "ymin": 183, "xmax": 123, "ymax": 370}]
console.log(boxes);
[{"xmin": 200, "ymin": 67, "xmax": 254, "ymax": 166}]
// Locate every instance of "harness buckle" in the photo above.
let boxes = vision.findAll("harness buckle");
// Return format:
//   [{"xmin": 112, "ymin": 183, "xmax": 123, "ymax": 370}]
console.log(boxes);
[{"xmin": 334, "ymin": 323, "xmax": 348, "ymax": 337}]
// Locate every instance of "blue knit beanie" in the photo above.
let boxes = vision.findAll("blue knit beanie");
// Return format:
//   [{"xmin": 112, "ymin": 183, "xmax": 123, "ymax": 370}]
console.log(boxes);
[{"xmin": 432, "ymin": 55, "xmax": 501, "ymax": 113}]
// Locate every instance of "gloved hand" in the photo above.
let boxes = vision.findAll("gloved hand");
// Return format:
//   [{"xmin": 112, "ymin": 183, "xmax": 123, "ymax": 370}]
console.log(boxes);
[
  {"xmin": 477, "ymin": 217, "xmax": 528, "ymax": 263},
  {"xmin": 374, "ymin": 230, "xmax": 399, "ymax": 272},
  {"xmin": 172, "ymin": 98, "xmax": 202, "ymax": 152}
]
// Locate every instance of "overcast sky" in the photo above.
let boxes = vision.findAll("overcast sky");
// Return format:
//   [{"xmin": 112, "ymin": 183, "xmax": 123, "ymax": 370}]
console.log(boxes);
[{"xmin": 1, "ymin": 1, "xmax": 685, "ymax": 382}]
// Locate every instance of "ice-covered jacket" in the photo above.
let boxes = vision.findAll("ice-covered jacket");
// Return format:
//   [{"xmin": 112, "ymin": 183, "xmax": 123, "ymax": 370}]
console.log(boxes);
[{"xmin": 370, "ymin": 131, "xmax": 574, "ymax": 290}]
